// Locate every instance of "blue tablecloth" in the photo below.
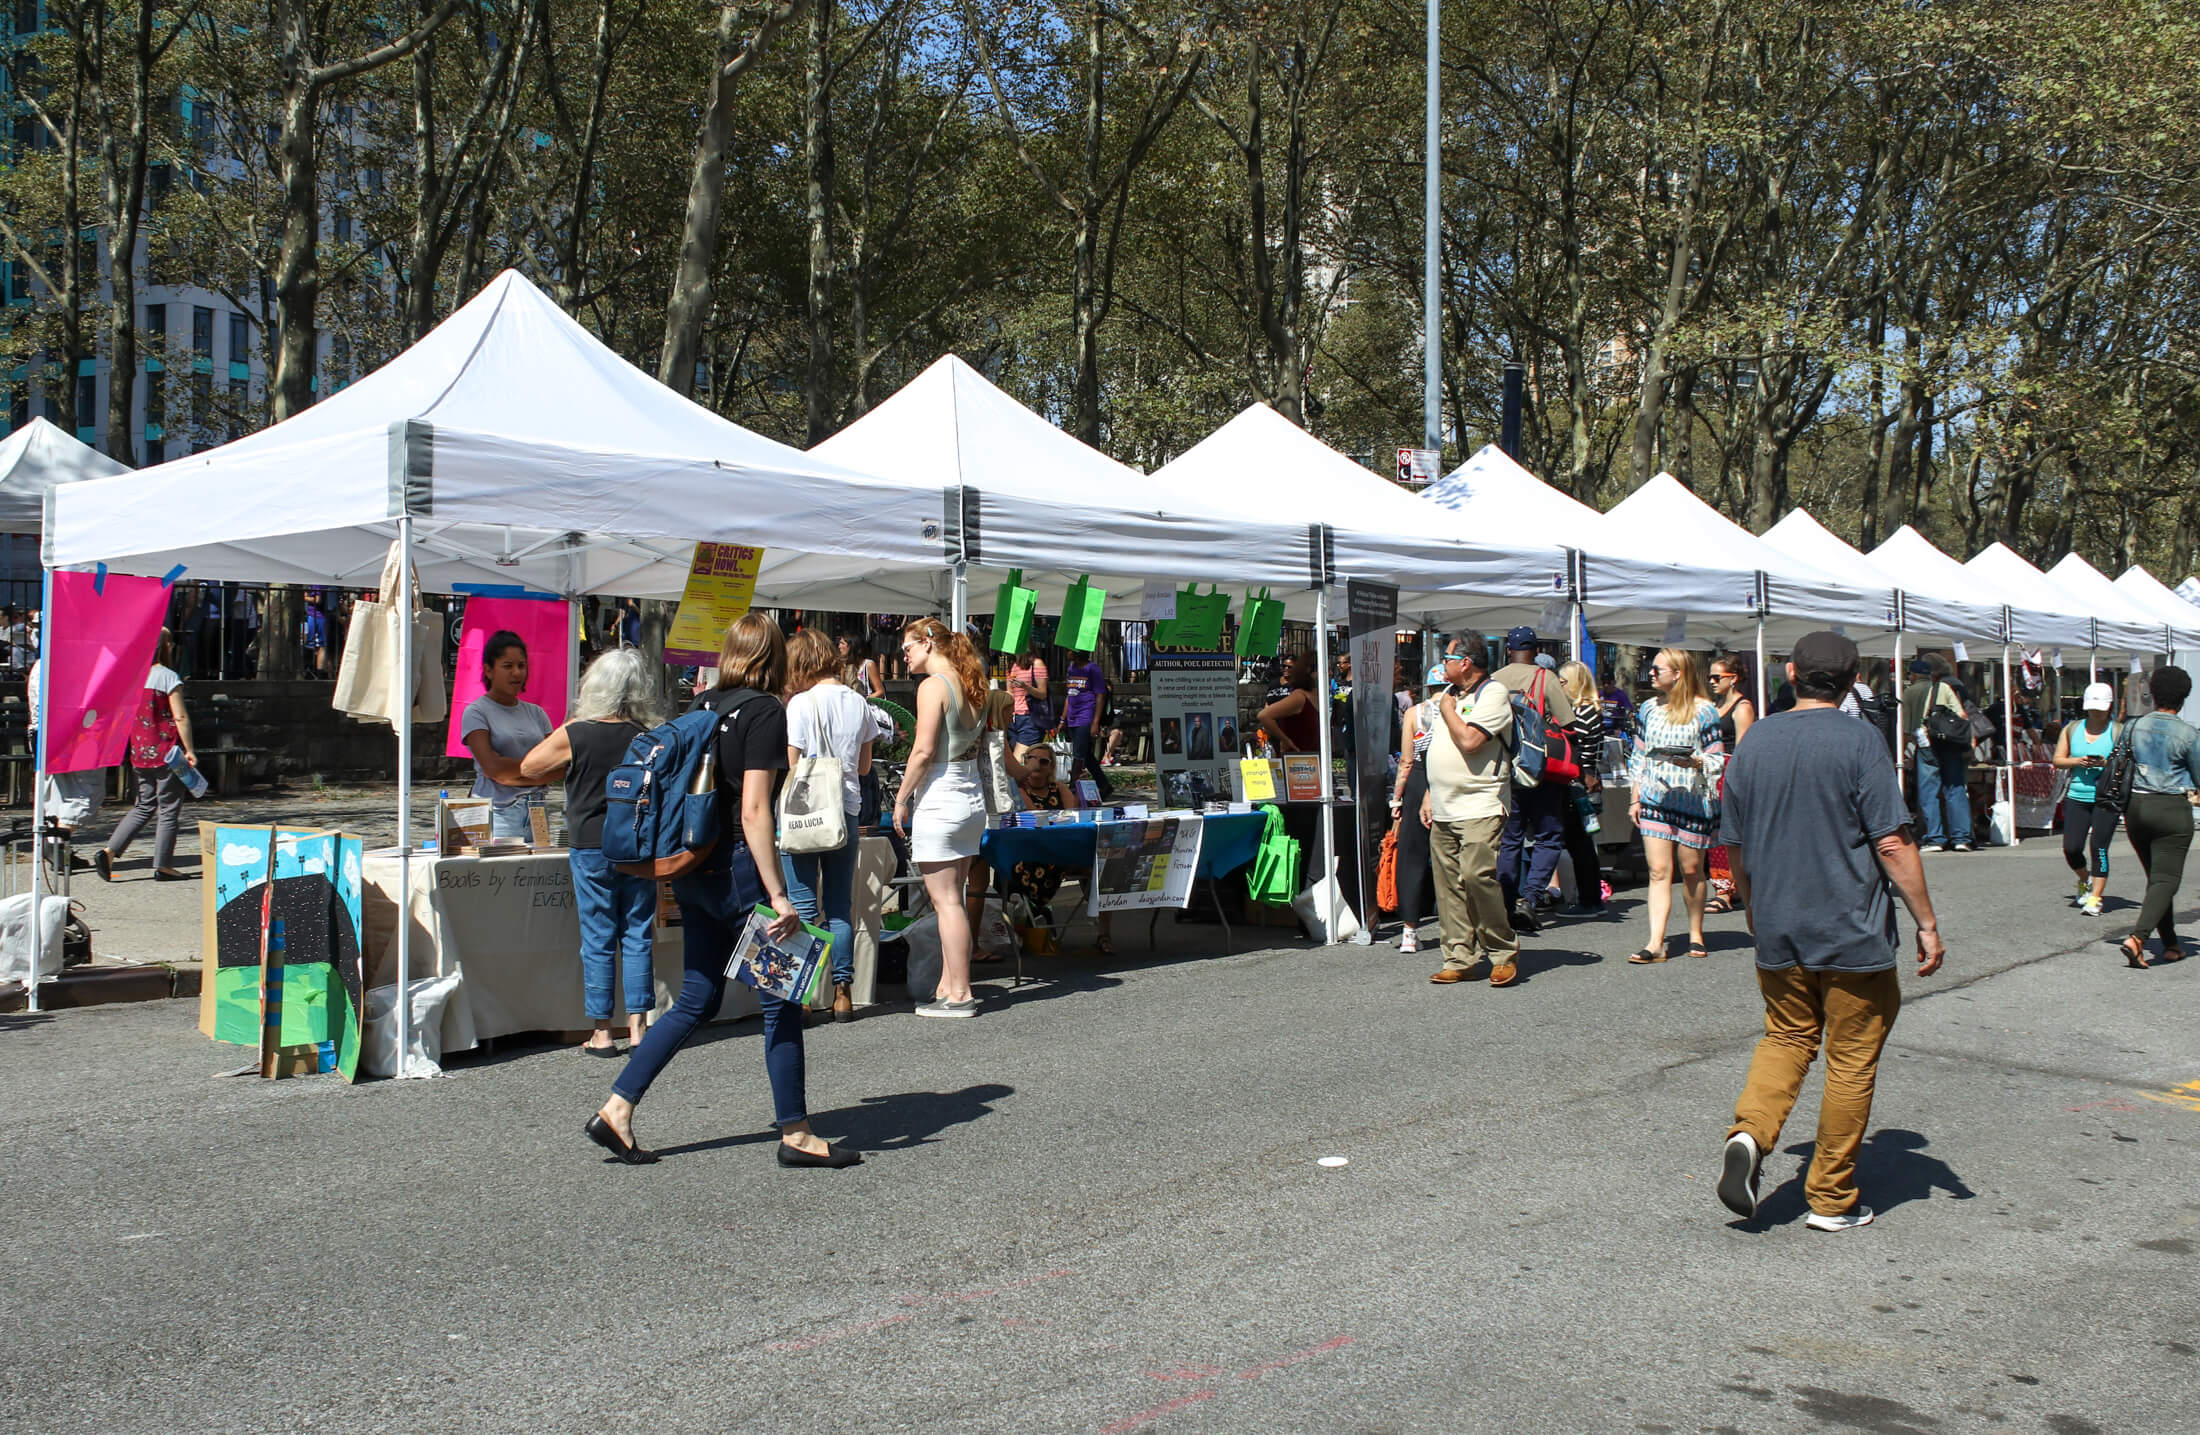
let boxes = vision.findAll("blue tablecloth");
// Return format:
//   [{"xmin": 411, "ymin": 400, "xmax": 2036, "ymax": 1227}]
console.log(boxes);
[{"xmin": 981, "ymin": 812, "xmax": 1268, "ymax": 886}]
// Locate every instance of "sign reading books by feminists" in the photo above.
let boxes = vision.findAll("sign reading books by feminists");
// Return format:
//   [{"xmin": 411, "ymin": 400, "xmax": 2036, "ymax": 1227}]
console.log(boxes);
[
  {"xmin": 1088, "ymin": 817, "xmax": 1206, "ymax": 914},
  {"xmin": 665, "ymin": 543, "xmax": 767, "ymax": 664},
  {"xmin": 1149, "ymin": 651, "xmax": 1240, "ymax": 807}
]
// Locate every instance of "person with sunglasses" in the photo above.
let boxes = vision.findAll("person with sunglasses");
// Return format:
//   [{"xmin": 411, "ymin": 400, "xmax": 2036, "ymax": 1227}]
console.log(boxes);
[
  {"xmin": 1626, "ymin": 648, "xmax": 1725, "ymax": 964},
  {"xmin": 1421, "ymin": 638, "xmax": 1520, "ymax": 988},
  {"xmin": 1704, "ymin": 654, "xmax": 1757, "ymax": 915}
]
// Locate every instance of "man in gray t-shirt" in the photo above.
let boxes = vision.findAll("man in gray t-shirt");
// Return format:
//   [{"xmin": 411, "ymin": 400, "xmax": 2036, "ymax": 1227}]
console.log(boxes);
[{"xmin": 1713, "ymin": 630, "xmax": 1946, "ymax": 1233}]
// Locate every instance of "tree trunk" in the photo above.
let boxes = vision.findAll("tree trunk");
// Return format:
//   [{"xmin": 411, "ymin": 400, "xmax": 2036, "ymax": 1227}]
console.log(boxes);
[
  {"xmin": 272, "ymin": 54, "xmax": 322, "ymax": 423},
  {"xmin": 1068, "ymin": 0, "xmax": 1105, "ymax": 445},
  {"xmin": 802, "ymin": 0, "xmax": 835, "ymax": 443}
]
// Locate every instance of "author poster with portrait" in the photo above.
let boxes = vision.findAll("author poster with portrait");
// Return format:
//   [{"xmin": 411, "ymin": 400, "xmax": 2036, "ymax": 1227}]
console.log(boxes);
[{"xmin": 1148, "ymin": 652, "xmax": 1238, "ymax": 807}]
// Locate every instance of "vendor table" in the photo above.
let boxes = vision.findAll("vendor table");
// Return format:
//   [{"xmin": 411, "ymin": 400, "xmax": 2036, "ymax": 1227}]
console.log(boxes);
[
  {"xmin": 980, "ymin": 811, "xmax": 1269, "ymax": 960},
  {"xmin": 360, "ymin": 839, "xmax": 896, "ymax": 1050}
]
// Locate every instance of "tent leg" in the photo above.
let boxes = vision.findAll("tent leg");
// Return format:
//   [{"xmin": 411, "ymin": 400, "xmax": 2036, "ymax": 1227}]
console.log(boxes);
[
  {"xmin": 2089, "ymin": 649, "xmax": 2098, "ymax": 683},
  {"xmin": 2002, "ymin": 644, "xmax": 2017, "ymax": 847},
  {"xmin": 1570, "ymin": 599, "xmax": 1583, "ymax": 665},
  {"xmin": 1314, "ymin": 586, "xmax": 1339, "ymax": 944},
  {"xmin": 1892, "ymin": 633, "xmax": 1906, "ymax": 799},
  {"xmin": 26, "ymin": 562, "xmax": 52, "ymax": 1012},
  {"xmin": 1754, "ymin": 617, "xmax": 1768, "ymax": 713},
  {"xmin": 950, "ymin": 560, "xmax": 968, "ymax": 633},
  {"xmin": 395, "ymin": 516, "xmax": 416, "ymax": 1078}
]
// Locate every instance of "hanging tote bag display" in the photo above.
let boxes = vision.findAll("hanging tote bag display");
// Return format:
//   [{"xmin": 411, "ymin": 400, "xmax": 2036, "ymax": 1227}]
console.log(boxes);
[
  {"xmin": 990, "ymin": 569, "xmax": 1039, "ymax": 655},
  {"xmin": 1236, "ymin": 588, "xmax": 1284, "ymax": 660},
  {"xmin": 332, "ymin": 541, "xmax": 447, "ymax": 726},
  {"xmin": 1155, "ymin": 585, "xmax": 1230, "ymax": 650},
  {"xmin": 1056, "ymin": 574, "xmax": 1107, "ymax": 654}
]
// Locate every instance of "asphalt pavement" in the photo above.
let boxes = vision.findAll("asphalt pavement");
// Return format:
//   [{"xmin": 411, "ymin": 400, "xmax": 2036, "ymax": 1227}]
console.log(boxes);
[{"xmin": 3, "ymin": 836, "xmax": 2196, "ymax": 1434}]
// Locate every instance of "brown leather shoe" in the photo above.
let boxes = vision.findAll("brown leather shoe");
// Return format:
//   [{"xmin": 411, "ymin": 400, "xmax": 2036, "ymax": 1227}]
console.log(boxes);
[
  {"xmin": 1431, "ymin": 961, "xmax": 1491, "ymax": 984},
  {"xmin": 832, "ymin": 982, "xmax": 854, "ymax": 1022},
  {"xmin": 1487, "ymin": 962, "xmax": 1520, "ymax": 988}
]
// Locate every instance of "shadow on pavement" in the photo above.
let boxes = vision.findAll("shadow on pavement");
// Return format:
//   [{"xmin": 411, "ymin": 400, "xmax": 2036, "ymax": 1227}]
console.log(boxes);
[
  {"xmin": 649, "ymin": 1082, "xmax": 1016, "ymax": 1159},
  {"xmin": 1732, "ymin": 1127, "xmax": 1974, "ymax": 1231}
]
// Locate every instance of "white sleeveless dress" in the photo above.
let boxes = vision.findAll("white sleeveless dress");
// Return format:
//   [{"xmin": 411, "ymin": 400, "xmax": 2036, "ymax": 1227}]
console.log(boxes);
[{"xmin": 911, "ymin": 679, "xmax": 988, "ymax": 862}]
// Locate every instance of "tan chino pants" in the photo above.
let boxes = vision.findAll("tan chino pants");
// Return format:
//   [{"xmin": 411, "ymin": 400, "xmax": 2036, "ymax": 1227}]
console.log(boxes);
[
  {"xmin": 1729, "ymin": 963, "xmax": 1901, "ymax": 1216},
  {"xmin": 1427, "ymin": 815, "xmax": 1519, "ymax": 972}
]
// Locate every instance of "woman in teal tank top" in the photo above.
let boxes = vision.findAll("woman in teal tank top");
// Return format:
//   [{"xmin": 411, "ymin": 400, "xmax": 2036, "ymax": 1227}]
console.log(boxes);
[{"xmin": 2054, "ymin": 687, "xmax": 2120, "ymax": 916}]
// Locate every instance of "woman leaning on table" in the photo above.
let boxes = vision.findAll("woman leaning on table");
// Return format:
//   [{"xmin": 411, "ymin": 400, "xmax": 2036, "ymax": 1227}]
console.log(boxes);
[
  {"xmin": 892, "ymin": 616, "xmax": 993, "ymax": 1018},
  {"xmin": 584, "ymin": 612, "xmax": 860, "ymax": 1170},
  {"xmin": 2115, "ymin": 665, "xmax": 2200, "ymax": 970},
  {"xmin": 1625, "ymin": 648, "xmax": 1725, "ymax": 966},
  {"xmin": 521, "ymin": 648, "xmax": 665, "ymax": 1057}
]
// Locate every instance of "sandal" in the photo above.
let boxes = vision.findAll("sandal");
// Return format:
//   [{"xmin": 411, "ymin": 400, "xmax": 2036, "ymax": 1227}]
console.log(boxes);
[
  {"xmin": 1628, "ymin": 947, "xmax": 1668, "ymax": 965},
  {"xmin": 1687, "ymin": 945, "xmax": 1710, "ymax": 959},
  {"xmin": 2157, "ymin": 945, "xmax": 2186, "ymax": 965},
  {"xmin": 1703, "ymin": 896, "xmax": 1732, "ymax": 915},
  {"xmin": 2121, "ymin": 936, "xmax": 2152, "ymax": 970}
]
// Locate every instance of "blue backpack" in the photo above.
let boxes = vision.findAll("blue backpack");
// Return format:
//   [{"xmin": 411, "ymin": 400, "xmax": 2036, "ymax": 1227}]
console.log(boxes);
[{"xmin": 603, "ymin": 689, "xmax": 764, "ymax": 878}]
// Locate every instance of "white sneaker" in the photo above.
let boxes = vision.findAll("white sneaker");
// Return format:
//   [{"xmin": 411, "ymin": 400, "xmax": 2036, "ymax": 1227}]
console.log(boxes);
[
  {"xmin": 1805, "ymin": 1205, "xmax": 1875, "ymax": 1232},
  {"xmin": 915, "ymin": 999, "xmax": 978, "ymax": 1019},
  {"xmin": 2079, "ymin": 894, "xmax": 2103, "ymax": 917},
  {"xmin": 1399, "ymin": 927, "xmax": 1420, "ymax": 954},
  {"xmin": 1717, "ymin": 1132, "xmax": 1762, "ymax": 1218}
]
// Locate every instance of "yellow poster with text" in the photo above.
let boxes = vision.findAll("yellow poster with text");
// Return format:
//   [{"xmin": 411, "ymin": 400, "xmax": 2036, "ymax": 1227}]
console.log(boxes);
[{"xmin": 664, "ymin": 543, "xmax": 765, "ymax": 663}]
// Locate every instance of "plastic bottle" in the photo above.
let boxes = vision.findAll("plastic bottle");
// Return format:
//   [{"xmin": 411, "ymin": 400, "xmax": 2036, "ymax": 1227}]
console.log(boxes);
[{"xmin": 165, "ymin": 744, "xmax": 209, "ymax": 799}]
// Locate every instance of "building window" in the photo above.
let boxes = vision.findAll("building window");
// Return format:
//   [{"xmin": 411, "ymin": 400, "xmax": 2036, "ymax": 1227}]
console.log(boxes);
[
  {"xmin": 148, "ymin": 164, "xmax": 170, "ymax": 208},
  {"xmin": 228, "ymin": 311, "xmax": 248, "ymax": 365},
  {"xmin": 143, "ymin": 436, "xmax": 163, "ymax": 464},
  {"xmin": 10, "ymin": 387, "xmax": 26, "ymax": 431},
  {"xmin": 76, "ymin": 373, "xmax": 95, "ymax": 426},
  {"xmin": 227, "ymin": 376, "xmax": 247, "ymax": 439},
  {"xmin": 145, "ymin": 366, "xmax": 165, "ymax": 425},
  {"xmin": 13, "ymin": 0, "xmax": 36, "ymax": 37},
  {"xmin": 334, "ymin": 206, "xmax": 352, "ymax": 244},
  {"xmin": 145, "ymin": 301, "xmax": 166, "ymax": 346},
  {"xmin": 192, "ymin": 305, "xmax": 212, "ymax": 357},
  {"xmin": 190, "ymin": 370, "xmax": 210, "ymax": 432}
]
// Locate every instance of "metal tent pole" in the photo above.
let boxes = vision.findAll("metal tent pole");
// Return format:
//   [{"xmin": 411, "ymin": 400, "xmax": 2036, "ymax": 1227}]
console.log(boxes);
[
  {"xmin": 2002, "ymin": 643, "xmax": 2016, "ymax": 844},
  {"xmin": 950, "ymin": 560, "xmax": 968, "ymax": 633},
  {"xmin": 26, "ymin": 561, "xmax": 52, "ymax": 1011},
  {"xmin": 1891, "ymin": 631, "xmax": 1906, "ymax": 798},
  {"xmin": 394, "ymin": 516, "xmax": 417, "ymax": 1077},
  {"xmin": 1314, "ymin": 583, "xmax": 1339, "ymax": 942},
  {"xmin": 1754, "ymin": 616, "xmax": 1768, "ymax": 712}
]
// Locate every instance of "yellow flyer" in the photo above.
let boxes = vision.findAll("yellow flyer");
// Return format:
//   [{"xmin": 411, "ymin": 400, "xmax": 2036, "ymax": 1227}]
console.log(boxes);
[
  {"xmin": 664, "ymin": 543, "xmax": 765, "ymax": 663},
  {"xmin": 1238, "ymin": 758, "xmax": 1278, "ymax": 802}
]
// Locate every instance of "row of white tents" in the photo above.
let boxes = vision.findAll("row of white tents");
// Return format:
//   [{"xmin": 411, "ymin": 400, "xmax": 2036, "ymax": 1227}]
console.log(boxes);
[{"xmin": 17, "ymin": 269, "xmax": 2200, "ymax": 1031}]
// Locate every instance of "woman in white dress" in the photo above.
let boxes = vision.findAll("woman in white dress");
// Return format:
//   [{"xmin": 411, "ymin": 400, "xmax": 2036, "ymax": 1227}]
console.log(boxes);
[{"xmin": 892, "ymin": 616, "xmax": 992, "ymax": 1017}]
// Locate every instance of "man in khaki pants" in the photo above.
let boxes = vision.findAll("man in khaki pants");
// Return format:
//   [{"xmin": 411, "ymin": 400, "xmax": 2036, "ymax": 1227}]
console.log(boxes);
[
  {"xmin": 1420, "ymin": 637, "xmax": 1520, "ymax": 988},
  {"xmin": 1715, "ymin": 631, "xmax": 1946, "ymax": 1231}
]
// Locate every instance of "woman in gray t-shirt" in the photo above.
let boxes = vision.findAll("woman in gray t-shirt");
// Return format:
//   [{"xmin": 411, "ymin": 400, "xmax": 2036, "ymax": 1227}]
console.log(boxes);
[{"xmin": 460, "ymin": 630, "xmax": 554, "ymax": 840}]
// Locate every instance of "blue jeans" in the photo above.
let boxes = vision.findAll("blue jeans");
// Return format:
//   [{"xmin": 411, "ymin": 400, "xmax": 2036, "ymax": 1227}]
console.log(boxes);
[
  {"xmin": 570, "ymin": 847, "xmax": 656, "ymax": 1020},
  {"xmin": 1915, "ymin": 747, "xmax": 1971, "ymax": 847},
  {"xmin": 1497, "ymin": 780, "xmax": 1567, "ymax": 910},
  {"xmin": 490, "ymin": 799, "xmax": 538, "ymax": 841},
  {"xmin": 782, "ymin": 833, "xmax": 858, "ymax": 989},
  {"xmin": 612, "ymin": 842, "xmax": 807, "ymax": 1127},
  {"xmin": 1009, "ymin": 713, "xmax": 1047, "ymax": 746}
]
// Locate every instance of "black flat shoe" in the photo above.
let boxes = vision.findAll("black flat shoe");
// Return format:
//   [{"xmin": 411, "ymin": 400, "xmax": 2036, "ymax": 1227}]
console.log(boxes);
[
  {"xmin": 93, "ymin": 850, "xmax": 113, "ymax": 883},
  {"xmin": 777, "ymin": 1141, "xmax": 862, "ymax": 1169},
  {"xmin": 584, "ymin": 1113, "xmax": 658, "ymax": 1164},
  {"xmin": 582, "ymin": 1043, "xmax": 622, "ymax": 1058}
]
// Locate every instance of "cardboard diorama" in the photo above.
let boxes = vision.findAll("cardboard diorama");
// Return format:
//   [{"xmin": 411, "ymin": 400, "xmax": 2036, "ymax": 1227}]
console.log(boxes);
[{"xmin": 198, "ymin": 823, "xmax": 367, "ymax": 1081}]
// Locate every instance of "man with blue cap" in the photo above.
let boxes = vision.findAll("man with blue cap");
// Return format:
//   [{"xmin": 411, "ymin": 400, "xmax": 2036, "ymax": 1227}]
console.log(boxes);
[{"xmin": 1492, "ymin": 627, "xmax": 1574, "ymax": 931}]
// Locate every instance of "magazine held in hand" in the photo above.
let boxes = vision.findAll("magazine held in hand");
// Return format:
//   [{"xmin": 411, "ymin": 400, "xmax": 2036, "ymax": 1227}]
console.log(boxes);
[{"xmin": 727, "ymin": 904, "xmax": 832, "ymax": 1005}]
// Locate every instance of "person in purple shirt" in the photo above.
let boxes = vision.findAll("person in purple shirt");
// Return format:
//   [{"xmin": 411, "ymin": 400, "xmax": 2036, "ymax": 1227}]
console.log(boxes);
[{"xmin": 1062, "ymin": 655, "xmax": 1114, "ymax": 801}]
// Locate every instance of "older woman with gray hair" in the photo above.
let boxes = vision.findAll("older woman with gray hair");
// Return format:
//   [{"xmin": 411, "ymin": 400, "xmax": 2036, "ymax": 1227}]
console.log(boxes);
[{"xmin": 522, "ymin": 648, "xmax": 668, "ymax": 1054}]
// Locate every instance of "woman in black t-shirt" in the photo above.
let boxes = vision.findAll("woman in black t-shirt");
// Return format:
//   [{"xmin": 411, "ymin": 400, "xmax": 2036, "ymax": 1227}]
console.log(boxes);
[
  {"xmin": 584, "ymin": 614, "xmax": 860, "ymax": 1170},
  {"xmin": 521, "ymin": 648, "xmax": 664, "ymax": 1055}
]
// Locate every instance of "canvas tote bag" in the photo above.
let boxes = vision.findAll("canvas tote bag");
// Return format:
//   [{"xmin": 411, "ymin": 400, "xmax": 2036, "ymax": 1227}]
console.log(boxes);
[
  {"xmin": 334, "ymin": 541, "xmax": 449, "ymax": 726},
  {"xmin": 777, "ymin": 753, "xmax": 848, "ymax": 853}
]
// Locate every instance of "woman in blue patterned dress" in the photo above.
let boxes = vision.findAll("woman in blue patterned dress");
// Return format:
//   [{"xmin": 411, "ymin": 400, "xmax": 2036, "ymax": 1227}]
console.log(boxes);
[{"xmin": 1626, "ymin": 648, "xmax": 1726, "ymax": 964}]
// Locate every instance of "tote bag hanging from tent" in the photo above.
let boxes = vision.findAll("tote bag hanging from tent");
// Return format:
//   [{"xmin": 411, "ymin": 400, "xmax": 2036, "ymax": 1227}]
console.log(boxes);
[
  {"xmin": 333, "ymin": 542, "xmax": 448, "ymax": 727},
  {"xmin": 990, "ymin": 569, "xmax": 1039, "ymax": 655},
  {"xmin": 1236, "ymin": 588, "xmax": 1283, "ymax": 660},
  {"xmin": 1155, "ymin": 585, "xmax": 1229, "ymax": 650},
  {"xmin": 1056, "ymin": 575, "xmax": 1107, "ymax": 654}
]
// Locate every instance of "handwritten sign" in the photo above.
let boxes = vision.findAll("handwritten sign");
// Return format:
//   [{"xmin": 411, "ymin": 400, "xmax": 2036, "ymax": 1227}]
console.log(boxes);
[{"xmin": 665, "ymin": 543, "xmax": 766, "ymax": 664}]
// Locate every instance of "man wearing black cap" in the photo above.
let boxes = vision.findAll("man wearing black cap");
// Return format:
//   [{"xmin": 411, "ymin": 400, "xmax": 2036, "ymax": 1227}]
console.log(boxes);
[
  {"xmin": 1714, "ymin": 630, "xmax": 1945, "ymax": 1233},
  {"xmin": 1491, "ymin": 627, "xmax": 1574, "ymax": 930}
]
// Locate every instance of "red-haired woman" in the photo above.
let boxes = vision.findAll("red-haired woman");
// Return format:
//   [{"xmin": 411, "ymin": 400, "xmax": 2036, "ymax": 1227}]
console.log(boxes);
[{"xmin": 893, "ymin": 616, "xmax": 992, "ymax": 1018}]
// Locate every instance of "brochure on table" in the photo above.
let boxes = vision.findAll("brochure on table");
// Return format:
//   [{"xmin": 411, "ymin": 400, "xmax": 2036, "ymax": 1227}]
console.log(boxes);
[
  {"xmin": 1089, "ymin": 816, "xmax": 1205, "ymax": 914},
  {"xmin": 1150, "ymin": 651, "xmax": 1240, "ymax": 807}
]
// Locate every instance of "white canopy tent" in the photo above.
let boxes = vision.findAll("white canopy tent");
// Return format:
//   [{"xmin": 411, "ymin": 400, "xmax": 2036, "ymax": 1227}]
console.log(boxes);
[
  {"xmin": 1762, "ymin": 510, "xmax": 2009, "ymax": 651},
  {"xmin": 1969, "ymin": 543, "xmax": 2157, "ymax": 658},
  {"xmin": 0, "ymin": 418, "xmax": 127, "ymax": 534},
  {"xmin": 1422, "ymin": 443, "xmax": 1604, "ymax": 531},
  {"xmin": 2044, "ymin": 552, "xmax": 2177, "ymax": 657},
  {"xmin": 2113, "ymin": 566, "xmax": 2200, "ymax": 648}
]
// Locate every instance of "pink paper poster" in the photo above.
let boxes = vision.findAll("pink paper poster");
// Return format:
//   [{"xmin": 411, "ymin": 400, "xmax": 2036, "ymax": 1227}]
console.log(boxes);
[
  {"xmin": 42, "ymin": 571, "xmax": 172, "ymax": 774},
  {"xmin": 443, "ymin": 597, "xmax": 572, "ymax": 758}
]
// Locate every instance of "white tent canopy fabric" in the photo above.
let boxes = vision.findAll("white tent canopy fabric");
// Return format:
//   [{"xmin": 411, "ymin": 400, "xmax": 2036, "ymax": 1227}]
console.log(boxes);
[
  {"xmin": 1968, "ymin": 543, "xmax": 2154, "ymax": 656},
  {"xmin": 1422, "ymin": 444, "xmax": 1604, "ymax": 532},
  {"xmin": 0, "ymin": 418, "xmax": 127, "ymax": 535},
  {"xmin": 2044, "ymin": 553, "xmax": 2177, "ymax": 655},
  {"xmin": 2113, "ymin": 566, "xmax": 2200, "ymax": 648},
  {"xmin": 1763, "ymin": 510, "xmax": 2006, "ymax": 650},
  {"xmin": 803, "ymin": 358, "xmax": 1327, "ymax": 611},
  {"xmin": 1870, "ymin": 527, "xmax": 2044, "ymax": 647},
  {"xmin": 46, "ymin": 271, "xmax": 950, "ymax": 595},
  {"xmin": 1581, "ymin": 475, "xmax": 1894, "ymax": 647}
]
